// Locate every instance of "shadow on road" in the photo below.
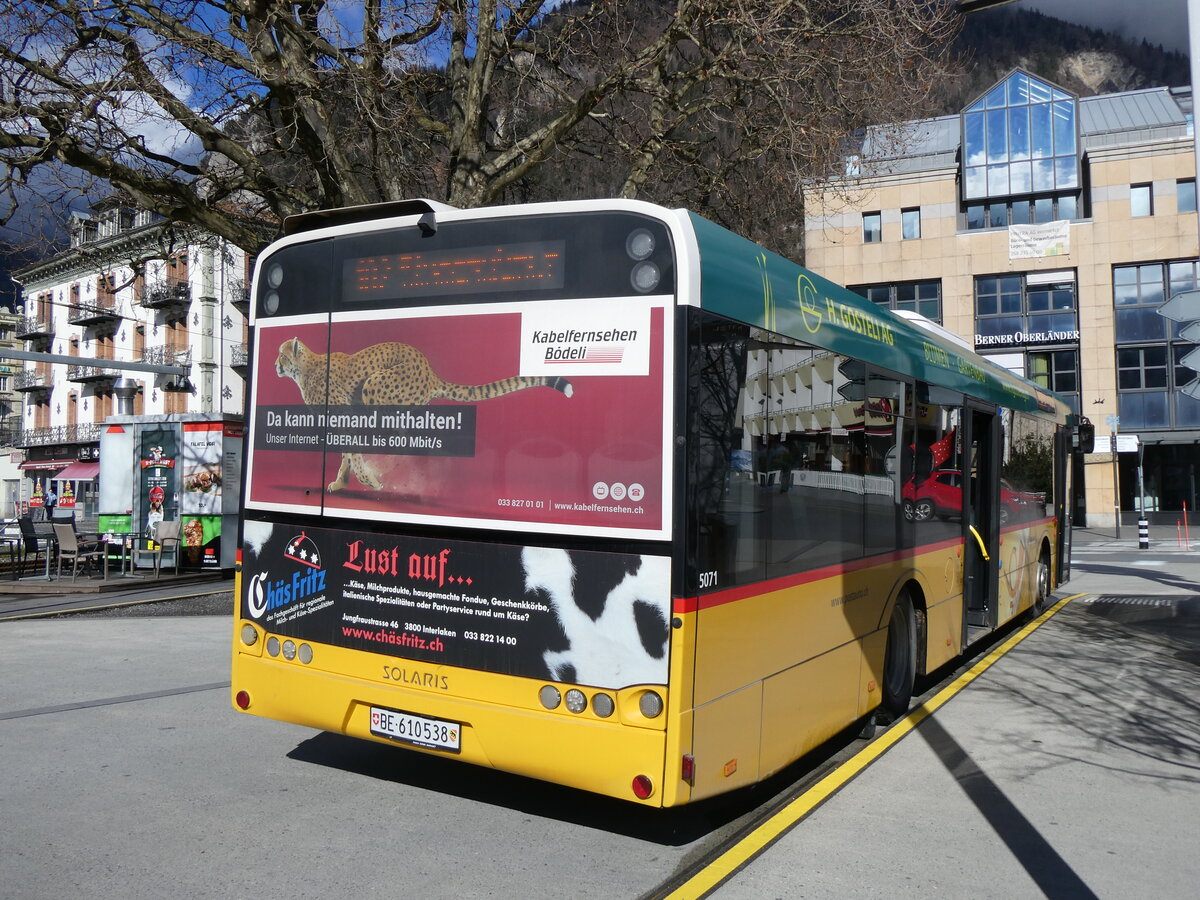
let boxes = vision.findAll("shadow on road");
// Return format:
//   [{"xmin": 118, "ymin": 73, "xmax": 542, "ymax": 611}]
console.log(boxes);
[{"xmin": 286, "ymin": 718, "xmax": 873, "ymax": 846}]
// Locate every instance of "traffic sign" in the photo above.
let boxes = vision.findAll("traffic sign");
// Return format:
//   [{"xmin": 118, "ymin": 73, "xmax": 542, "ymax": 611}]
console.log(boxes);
[{"xmin": 1156, "ymin": 289, "xmax": 1200, "ymax": 322}]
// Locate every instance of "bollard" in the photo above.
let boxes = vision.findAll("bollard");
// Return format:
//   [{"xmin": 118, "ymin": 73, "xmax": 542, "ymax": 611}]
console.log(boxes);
[{"xmin": 1138, "ymin": 518, "xmax": 1149, "ymax": 550}]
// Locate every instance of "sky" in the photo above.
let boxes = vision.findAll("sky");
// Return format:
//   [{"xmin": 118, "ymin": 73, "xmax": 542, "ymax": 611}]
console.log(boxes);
[{"xmin": 1018, "ymin": 0, "xmax": 1190, "ymax": 54}]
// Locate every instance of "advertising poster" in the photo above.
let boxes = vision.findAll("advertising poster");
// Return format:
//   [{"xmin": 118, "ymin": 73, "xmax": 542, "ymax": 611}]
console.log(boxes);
[
  {"xmin": 246, "ymin": 299, "xmax": 670, "ymax": 538},
  {"xmin": 241, "ymin": 520, "xmax": 672, "ymax": 688},
  {"xmin": 179, "ymin": 513, "xmax": 222, "ymax": 568},
  {"xmin": 99, "ymin": 425, "xmax": 134, "ymax": 515},
  {"xmin": 181, "ymin": 422, "xmax": 224, "ymax": 515},
  {"xmin": 139, "ymin": 426, "xmax": 177, "ymax": 533},
  {"xmin": 221, "ymin": 423, "xmax": 244, "ymax": 516}
]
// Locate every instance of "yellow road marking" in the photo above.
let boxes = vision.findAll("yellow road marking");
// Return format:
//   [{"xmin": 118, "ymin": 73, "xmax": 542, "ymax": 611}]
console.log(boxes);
[{"xmin": 663, "ymin": 594, "xmax": 1084, "ymax": 900}]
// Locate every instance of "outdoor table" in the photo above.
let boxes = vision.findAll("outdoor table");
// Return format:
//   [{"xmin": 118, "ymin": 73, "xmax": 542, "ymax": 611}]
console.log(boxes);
[{"xmin": 102, "ymin": 532, "xmax": 147, "ymax": 578}]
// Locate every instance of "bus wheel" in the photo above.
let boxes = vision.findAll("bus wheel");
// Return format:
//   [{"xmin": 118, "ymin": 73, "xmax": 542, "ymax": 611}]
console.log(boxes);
[
  {"xmin": 1035, "ymin": 547, "xmax": 1052, "ymax": 613},
  {"xmin": 881, "ymin": 591, "xmax": 916, "ymax": 720}
]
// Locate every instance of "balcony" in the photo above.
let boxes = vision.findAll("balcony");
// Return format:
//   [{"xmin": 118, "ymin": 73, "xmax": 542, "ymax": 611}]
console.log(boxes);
[
  {"xmin": 139, "ymin": 278, "xmax": 192, "ymax": 312},
  {"xmin": 67, "ymin": 364, "xmax": 119, "ymax": 385},
  {"xmin": 15, "ymin": 423, "xmax": 102, "ymax": 449},
  {"xmin": 14, "ymin": 316, "xmax": 53, "ymax": 340},
  {"xmin": 230, "ymin": 343, "xmax": 249, "ymax": 375},
  {"xmin": 67, "ymin": 297, "xmax": 121, "ymax": 327},
  {"xmin": 229, "ymin": 278, "xmax": 251, "ymax": 316},
  {"xmin": 14, "ymin": 371, "xmax": 51, "ymax": 394},
  {"xmin": 141, "ymin": 346, "xmax": 192, "ymax": 368}
]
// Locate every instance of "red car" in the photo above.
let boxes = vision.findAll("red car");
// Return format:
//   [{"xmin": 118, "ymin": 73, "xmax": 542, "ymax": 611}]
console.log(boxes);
[{"xmin": 902, "ymin": 469, "xmax": 1044, "ymax": 525}]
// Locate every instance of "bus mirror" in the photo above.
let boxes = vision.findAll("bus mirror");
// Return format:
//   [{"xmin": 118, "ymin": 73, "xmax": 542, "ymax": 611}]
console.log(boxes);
[{"xmin": 1074, "ymin": 418, "xmax": 1095, "ymax": 453}]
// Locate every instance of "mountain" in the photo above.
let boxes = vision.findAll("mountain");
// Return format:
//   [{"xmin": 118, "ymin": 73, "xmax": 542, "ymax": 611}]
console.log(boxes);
[{"xmin": 941, "ymin": 7, "xmax": 1190, "ymax": 110}]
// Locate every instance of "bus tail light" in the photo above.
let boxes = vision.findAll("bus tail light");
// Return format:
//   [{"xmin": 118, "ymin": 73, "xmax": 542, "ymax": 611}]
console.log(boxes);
[
  {"xmin": 240, "ymin": 624, "xmax": 258, "ymax": 646},
  {"xmin": 681, "ymin": 754, "xmax": 695, "ymax": 786},
  {"xmin": 538, "ymin": 685, "xmax": 561, "ymax": 710},
  {"xmin": 592, "ymin": 693, "xmax": 615, "ymax": 718},
  {"xmin": 235, "ymin": 690, "xmax": 251, "ymax": 710},
  {"xmin": 632, "ymin": 775, "xmax": 654, "ymax": 800}
]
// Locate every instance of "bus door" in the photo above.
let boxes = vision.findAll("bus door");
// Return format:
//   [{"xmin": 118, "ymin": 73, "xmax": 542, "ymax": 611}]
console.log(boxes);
[{"xmin": 963, "ymin": 405, "xmax": 1000, "ymax": 634}]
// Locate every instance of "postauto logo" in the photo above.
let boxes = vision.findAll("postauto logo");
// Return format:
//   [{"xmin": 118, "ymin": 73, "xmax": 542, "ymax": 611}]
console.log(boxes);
[{"xmin": 247, "ymin": 532, "xmax": 328, "ymax": 620}]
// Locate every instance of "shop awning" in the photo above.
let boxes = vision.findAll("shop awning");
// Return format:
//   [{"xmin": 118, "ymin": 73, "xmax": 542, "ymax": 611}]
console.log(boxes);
[
  {"xmin": 55, "ymin": 461, "xmax": 101, "ymax": 481},
  {"xmin": 18, "ymin": 460, "xmax": 66, "ymax": 471}
]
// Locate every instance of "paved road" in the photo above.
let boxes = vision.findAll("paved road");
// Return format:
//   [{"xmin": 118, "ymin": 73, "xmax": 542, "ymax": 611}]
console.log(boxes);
[{"xmin": 1, "ymin": 534, "xmax": 1198, "ymax": 899}]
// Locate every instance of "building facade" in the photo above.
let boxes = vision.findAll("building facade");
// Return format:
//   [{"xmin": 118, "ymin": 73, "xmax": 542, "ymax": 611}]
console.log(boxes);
[
  {"xmin": 806, "ymin": 70, "xmax": 1199, "ymax": 528},
  {"xmin": 9, "ymin": 199, "xmax": 250, "ymax": 518}
]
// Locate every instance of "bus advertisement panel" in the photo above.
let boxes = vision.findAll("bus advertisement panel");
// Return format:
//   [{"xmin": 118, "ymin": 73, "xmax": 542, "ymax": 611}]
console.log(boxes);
[
  {"xmin": 241, "ymin": 519, "xmax": 671, "ymax": 687},
  {"xmin": 245, "ymin": 297, "xmax": 671, "ymax": 539}
]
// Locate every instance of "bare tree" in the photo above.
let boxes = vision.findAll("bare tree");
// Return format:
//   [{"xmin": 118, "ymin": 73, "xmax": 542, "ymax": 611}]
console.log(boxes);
[{"xmin": 0, "ymin": 1, "xmax": 960, "ymax": 255}]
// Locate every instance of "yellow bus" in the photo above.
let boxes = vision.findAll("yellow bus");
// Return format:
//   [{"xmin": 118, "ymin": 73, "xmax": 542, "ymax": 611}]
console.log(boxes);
[{"xmin": 231, "ymin": 198, "xmax": 1088, "ymax": 806}]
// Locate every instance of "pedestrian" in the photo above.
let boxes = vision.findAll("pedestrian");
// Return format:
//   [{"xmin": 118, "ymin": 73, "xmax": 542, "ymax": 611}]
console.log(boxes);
[{"xmin": 43, "ymin": 486, "xmax": 57, "ymax": 521}]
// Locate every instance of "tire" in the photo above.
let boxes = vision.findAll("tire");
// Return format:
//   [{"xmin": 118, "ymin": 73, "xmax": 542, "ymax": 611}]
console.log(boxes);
[
  {"xmin": 913, "ymin": 498, "xmax": 934, "ymax": 521},
  {"xmin": 881, "ymin": 590, "xmax": 917, "ymax": 719},
  {"xmin": 1035, "ymin": 547, "xmax": 1052, "ymax": 613},
  {"xmin": 999, "ymin": 504, "xmax": 1011, "ymax": 526}
]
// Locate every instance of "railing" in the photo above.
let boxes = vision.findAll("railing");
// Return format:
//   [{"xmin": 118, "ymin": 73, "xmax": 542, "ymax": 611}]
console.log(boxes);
[
  {"xmin": 14, "ymin": 316, "xmax": 53, "ymax": 339},
  {"xmin": 67, "ymin": 364, "xmax": 119, "ymax": 382},
  {"xmin": 15, "ymin": 423, "xmax": 103, "ymax": 448},
  {"xmin": 141, "ymin": 346, "xmax": 192, "ymax": 367},
  {"xmin": 139, "ymin": 278, "xmax": 192, "ymax": 308},
  {"xmin": 67, "ymin": 298, "xmax": 121, "ymax": 325},
  {"xmin": 229, "ymin": 278, "xmax": 251, "ymax": 311},
  {"xmin": 14, "ymin": 371, "xmax": 50, "ymax": 391}
]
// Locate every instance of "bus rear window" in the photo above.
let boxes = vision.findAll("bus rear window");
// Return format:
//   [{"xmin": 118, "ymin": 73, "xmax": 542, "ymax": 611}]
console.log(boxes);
[{"xmin": 254, "ymin": 212, "xmax": 674, "ymax": 319}]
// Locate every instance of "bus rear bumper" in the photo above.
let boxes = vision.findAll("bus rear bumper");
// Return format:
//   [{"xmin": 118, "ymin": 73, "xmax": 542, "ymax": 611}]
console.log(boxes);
[{"xmin": 231, "ymin": 653, "xmax": 673, "ymax": 806}]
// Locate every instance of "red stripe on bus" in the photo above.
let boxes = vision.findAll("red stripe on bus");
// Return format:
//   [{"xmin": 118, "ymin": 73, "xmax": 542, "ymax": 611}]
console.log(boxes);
[
  {"xmin": 674, "ymin": 536, "xmax": 965, "ymax": 614},
  {"xmin": 674, "ymin": 516, "xmax": 1058, "ymax": 614}
]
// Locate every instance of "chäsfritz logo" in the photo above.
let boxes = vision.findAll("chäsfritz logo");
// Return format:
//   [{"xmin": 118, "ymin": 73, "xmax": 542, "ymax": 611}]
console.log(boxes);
[{"xmin": 247, "ymin": 531, "xmax": 328, "ymax": 620}]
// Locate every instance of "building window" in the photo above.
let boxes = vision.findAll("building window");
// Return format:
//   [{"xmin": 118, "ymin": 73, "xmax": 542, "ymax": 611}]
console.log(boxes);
[
  {"xmin": 964, "ymin": 193, "xmax": 1078, "ymax": 230},
  {"xmin": 1113, "ymin": 263, "xmax": 1175, "ymax": 343},
  {"xmin": 1026, "ymin": 351, "xmax": 1081, "ymax": 412},
  {"xmin": 1130, "ymin": 183, "xmax": 1153, "ymax": 217},
  {"xmin": 851, "ymin": 280, "xmax": 942, "ymax": 323},
  {"xmin": 863, "ymin": 212, "xmax": 881, "ymax": 243},
  {"xmin": 1178, "ymin": 179, "xmax": 1196, "ymax": 214},
  {"xmin": 962, "ymin": 71, "xmax": 1079, "ymax": 202},
  {"xmin": 1113, "ymin": 260, "xmax": 1200, "ymax": 428},
  {"xmin": 1117, "ymin": 346, "xmax": 1170, "ymax": 428},
  {"xmin": 974, "ymin": 274, "xmax": 1077, "ymax": 346},
  {"xmin": 901, "ymin": 208, "xmax": 921, "ymax": 239}
]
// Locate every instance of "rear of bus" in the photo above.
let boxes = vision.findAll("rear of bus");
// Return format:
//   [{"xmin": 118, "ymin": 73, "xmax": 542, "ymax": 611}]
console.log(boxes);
[{"xmin": 230, "ymin": 200, "xmax": 691, "ymax": 805}]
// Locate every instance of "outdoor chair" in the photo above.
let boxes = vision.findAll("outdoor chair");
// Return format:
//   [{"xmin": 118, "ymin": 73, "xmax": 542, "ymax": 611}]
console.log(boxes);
[
  {"xmin": 132, "ymin": 519, "xmax": 183, "ymax": 577},
  {"xmin": 17, "ymin": 515, "xmax": 52, "ymax": 578},
  {"xmin": 53, "ymin": 523, "xmax": 107, "ymax": 581}
]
